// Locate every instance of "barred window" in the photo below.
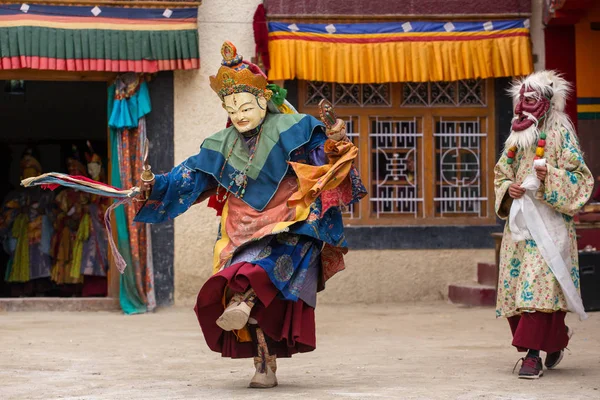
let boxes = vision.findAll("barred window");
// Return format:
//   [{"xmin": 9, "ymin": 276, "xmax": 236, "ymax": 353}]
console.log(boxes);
[{"xmin": 298, "ymin": 79, "xmax": 496, "ymax": 226}]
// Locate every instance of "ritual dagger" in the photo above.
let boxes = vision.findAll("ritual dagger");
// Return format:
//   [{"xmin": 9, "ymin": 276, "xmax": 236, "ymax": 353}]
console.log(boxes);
[
  {"xmin": 318, "ymin": 99, "xmax": 337, "ymax": 129},
  {"xmin": 318, "ymin": 99, "xmax": 347, "ymax": 141}
]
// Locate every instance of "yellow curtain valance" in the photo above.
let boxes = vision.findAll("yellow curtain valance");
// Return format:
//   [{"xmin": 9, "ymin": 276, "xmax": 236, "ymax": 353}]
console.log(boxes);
[{"xmin": 268, "ymin": 20, "xmax": 533, "ymax": 83}]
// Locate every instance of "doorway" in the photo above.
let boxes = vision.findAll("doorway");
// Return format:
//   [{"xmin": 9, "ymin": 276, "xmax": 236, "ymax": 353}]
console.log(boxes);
[{"xmin": 0, "ymin": 71, "xmax": 119, "ymax": 306}]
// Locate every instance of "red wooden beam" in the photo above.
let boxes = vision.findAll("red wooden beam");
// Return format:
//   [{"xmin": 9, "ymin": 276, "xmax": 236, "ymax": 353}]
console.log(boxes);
[
  {"xmin": 560, "ymin": 0, "xmax": 594, "ymax": 11},
  {"xmin": 545, "ymin": 0, "xmax": 595, "ymax": 25}
]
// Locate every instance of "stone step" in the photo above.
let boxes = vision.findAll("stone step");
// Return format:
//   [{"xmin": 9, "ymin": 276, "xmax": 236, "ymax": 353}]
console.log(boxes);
[
  {"xmin": 477, "ymin": 262, "xmax": 498, "ymax": 286},
  {"xmin": 448, "ymin": 282, "xmax": 496, "ymax": 307},
  {"xmin": 0, "ymin": 297, "xmax": 120, "ymax": 312}
]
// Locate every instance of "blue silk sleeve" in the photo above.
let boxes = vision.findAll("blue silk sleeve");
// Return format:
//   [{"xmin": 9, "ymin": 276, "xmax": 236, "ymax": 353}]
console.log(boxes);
[
  {"xmin": 306, "ymin": 129, "xmax": 327, "ymax": 166},
  {"xmin": 308, "ymin": 145, "xmax": 327, "ymax": 166},
  {"xmin": 134, "ymin": 161, "xmax": 216, "ymax": 224}
]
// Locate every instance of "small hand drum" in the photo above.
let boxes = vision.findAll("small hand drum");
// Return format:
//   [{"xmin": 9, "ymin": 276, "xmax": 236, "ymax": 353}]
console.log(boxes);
[{"xmin": 318, "ymin": 99, "xmax": 337, "ymax": 129}]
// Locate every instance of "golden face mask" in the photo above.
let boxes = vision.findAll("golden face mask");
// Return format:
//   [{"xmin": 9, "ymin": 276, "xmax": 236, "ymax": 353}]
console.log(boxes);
[
  {"xmin": 87, "ymin": 162, "xmax": 102, "ymax": 180},
  {"xmin": 22, "ymin": 167, "xmax": 40, "ymax": 180},
  {"xmin": 20, "ymin": 154, "xmax": 42, "ymax": 179},
  {"xmin": 223, "ymin": 92, "xmax": 267, "ymax": 133}
]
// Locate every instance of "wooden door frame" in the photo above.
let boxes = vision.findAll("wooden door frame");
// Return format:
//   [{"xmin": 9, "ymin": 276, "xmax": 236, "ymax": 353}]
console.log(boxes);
[{"xmin": 1, "ymin": 69, "xmax": 120, "ymax": 307}]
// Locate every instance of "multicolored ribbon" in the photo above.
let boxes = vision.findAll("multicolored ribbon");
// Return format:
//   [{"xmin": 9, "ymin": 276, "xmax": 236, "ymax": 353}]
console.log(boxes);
[{"xmin": 21, "ymin": 172, "xmax": 140, "ymax": 273}]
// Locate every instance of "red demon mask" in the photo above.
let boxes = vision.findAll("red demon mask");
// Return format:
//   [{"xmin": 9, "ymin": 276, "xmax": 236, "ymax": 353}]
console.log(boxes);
[{"xmin": 512, "ymin": 85, "xmax": 551, "ymax": 131}]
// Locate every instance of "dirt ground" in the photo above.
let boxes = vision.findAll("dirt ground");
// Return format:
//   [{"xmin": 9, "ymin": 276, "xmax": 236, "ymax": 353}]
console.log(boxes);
[{"xmin": 1, "ymin": 303, "xmax": 599, "ymax": 400}]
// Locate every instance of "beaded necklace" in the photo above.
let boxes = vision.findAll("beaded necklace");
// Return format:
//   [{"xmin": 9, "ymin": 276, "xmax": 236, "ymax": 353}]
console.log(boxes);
[
  {"xmin": 506, "ymin": 131, "xmax": 547, "ymax": 165},
  {"xmin": 215, "ymin": 125, "xmax": 264, "ymax": 202}
]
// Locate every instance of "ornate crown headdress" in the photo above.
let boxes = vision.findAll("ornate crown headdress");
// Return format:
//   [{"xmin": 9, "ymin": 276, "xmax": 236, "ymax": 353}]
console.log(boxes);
[
  {"xmin": 67, "ymin": 145, "xmax": 87, "ymax": 175},
  {"xmin": 20, "ymin": 149, "xmax": 42, "ymax": 176},
  {"xmin": 209, "ymin": 41, "xmax": 272, "ymax": 102},
  {"xmin": 84, "ymin": 140, "xmax": 102, "ymax": 164}
]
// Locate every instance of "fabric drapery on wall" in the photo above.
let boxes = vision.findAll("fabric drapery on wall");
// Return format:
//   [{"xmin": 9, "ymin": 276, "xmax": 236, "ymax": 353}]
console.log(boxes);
[
  {"xmin": 108, "ymin": 75, "xmax": 155, "ymax": 314},
  {"xmin": 0, "ymin": 4, "xmax": 199, "ymax": 72},
  {"xmin": 268, "ymin": 20, "xmax": 533, "ymax": 83},
  {"xmin": 253, "ymin": 4, "xmax": 270, "ymax": 72}
]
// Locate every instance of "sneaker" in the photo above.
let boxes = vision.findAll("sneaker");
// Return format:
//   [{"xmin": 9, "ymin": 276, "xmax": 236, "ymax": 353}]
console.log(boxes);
[
  {"xmin": 545, "ymin": 326, "xmax": 574, "ymax": 370},
  {"xmin": 516, "ymin": 356, "xmax": 544, "ymax": 379}
]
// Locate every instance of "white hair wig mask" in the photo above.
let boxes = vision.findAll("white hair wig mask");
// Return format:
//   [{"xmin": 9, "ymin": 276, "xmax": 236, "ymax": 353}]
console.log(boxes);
[{"xmin": 505, "ymin": 70, "xmax": 575, "ymax": 151}]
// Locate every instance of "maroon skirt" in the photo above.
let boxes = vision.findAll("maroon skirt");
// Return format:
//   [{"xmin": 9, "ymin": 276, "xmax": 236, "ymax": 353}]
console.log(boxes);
[
  {"xmin": 194, "ymin": 261, "xmax": 316, "ymax": 358},
  {"xmin": 508, "ymin": 311, "xmax": 569, "ymax": 354}
]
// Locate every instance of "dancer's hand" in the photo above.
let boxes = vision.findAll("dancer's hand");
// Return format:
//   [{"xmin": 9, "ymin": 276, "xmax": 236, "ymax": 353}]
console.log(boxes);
[
  {"xmin": 534, "ymin": 164, "xmax": 547, "ymax": 181},
  {"xmin": 140, "ymin": 166, "xmax": 155, "ymax": 199},
  {"xmin": 509, "ymin": 183, "xmax": 525, "ymax": 199},
  {"xmin": 326, "ymin": 119, "xmax": 347, "ymax": 142},
  {"xmin": 141, "ymin": 179, "xmax": 154, "ymax": 195}
]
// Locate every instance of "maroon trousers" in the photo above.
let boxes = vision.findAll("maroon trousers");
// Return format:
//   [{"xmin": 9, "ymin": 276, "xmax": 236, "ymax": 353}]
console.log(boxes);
[{"xmin": 508, "ymin": 311, "xmax": 569, "ymax": 354}]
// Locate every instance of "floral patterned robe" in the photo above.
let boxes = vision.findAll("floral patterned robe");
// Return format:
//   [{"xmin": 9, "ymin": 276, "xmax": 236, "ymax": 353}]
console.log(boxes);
[{"xmin": 494, "ymin": 125, "xmax": 594, "ymax": 318}]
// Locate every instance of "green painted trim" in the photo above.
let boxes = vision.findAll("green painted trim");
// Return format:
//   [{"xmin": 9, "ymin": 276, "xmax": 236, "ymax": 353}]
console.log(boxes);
[
  {"xmin": 578, "ymin": 112, "xmax": 600, "ymax": 120},
  {"xmin": 0, "ymin": 26, "xmax": 199, "ymax": 60}
]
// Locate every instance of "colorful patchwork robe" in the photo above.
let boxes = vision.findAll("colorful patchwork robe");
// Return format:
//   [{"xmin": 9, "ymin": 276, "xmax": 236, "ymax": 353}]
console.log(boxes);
[
  {"xmin": 80, "ymin": 195, "xmax": 109, "ymax": 277},
  {"xmin": 0, "ymin": 188, "xmax": 54, "ymax": 282},
  {"xmin": 135, "ymin": 113, "xmax": 366, "ymax": 303},
  {"xmin": 51, "ymin": 189, "xmax": 87, "ymax": 284},
  {"xmin": 494, "ymin": 125, "xmax": 594, "ymax": 318}
]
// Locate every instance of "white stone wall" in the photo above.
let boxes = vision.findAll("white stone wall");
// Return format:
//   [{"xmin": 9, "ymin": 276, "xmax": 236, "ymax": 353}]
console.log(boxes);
[
  {"xmin": 531, "ymin": 0, "xmax": 546, "ymax": 71},
  {"xmin": 171, "ymin": 1, "xmax": 497, "ymax": 306},
  {"xmin": 172, "ymin": 0, "xmax": 262, "ymax": 304}
]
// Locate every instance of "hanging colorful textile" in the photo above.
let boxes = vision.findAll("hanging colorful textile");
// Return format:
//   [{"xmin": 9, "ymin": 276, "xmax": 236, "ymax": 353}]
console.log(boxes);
[
  {"xmin": 267, "ymin": 19, "xmax": 533, "ymax": 83},
  {"xmin": 0, "ymin": 4, "xmax": 199, "ymax": 72},
  {"xmin": 253, "ymin": 4, "xmax": 270, "ymax": 72},
  {"xmin": 109, "ymin": 74, "xmax": 156, "ymax": 314}
]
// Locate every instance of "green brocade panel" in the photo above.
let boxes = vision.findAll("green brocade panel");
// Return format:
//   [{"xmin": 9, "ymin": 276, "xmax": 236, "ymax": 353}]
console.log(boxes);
[
  {"xmin": 0, "ymin": 26, "xmax": 199, "ymax": 62},
  {"xmin": 578, "ymin": 113, "xmax": 600, "ymax": 120}
]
